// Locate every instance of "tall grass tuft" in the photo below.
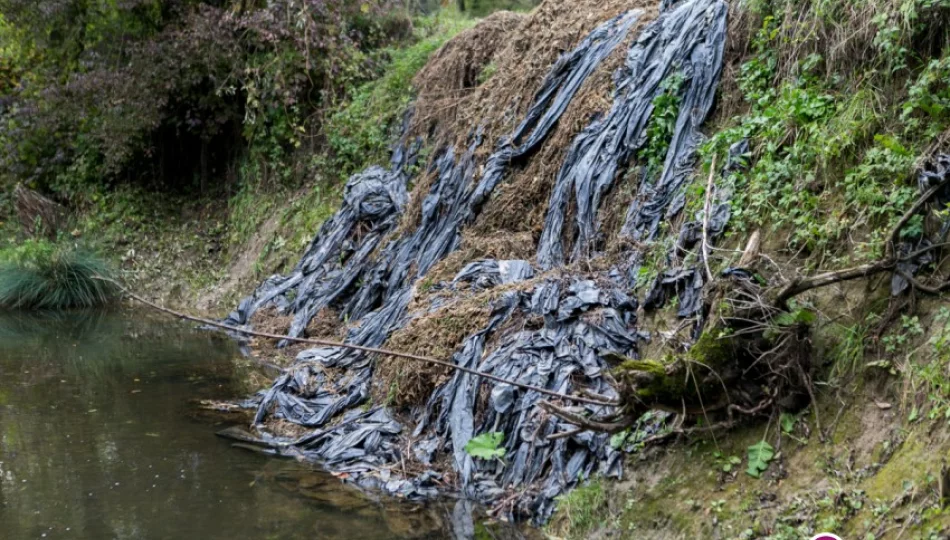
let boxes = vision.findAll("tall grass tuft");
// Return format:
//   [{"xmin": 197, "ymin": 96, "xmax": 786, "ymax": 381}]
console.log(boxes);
[{"xmin": 0, "ymin": 239, "xmax": 120, "ymax": 310}]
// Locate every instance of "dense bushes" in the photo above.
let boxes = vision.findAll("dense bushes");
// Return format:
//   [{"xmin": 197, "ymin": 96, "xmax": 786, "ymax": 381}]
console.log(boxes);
[
  {"xmin": 0, "ymin": 239, "xmax": 120, "ymax": 309},
  {"xmin": 0, "ymin": 0, "xmax": 413, "ymax": 199}
]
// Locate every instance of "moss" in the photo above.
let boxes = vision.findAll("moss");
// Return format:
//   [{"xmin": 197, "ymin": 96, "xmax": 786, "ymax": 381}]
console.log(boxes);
[
  {"xmin": 861, "ymin": 434, "xmax": 930, "ymax": 500},
  {"xmin": 687, "ymin": 330, "xmax": 737, "ymax": 367}
]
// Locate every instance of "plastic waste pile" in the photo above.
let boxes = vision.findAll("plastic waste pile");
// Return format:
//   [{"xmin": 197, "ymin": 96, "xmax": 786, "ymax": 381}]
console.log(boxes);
[{"xmin": 222, "ymin": 0, "xmax": 731, "ymax": 525}]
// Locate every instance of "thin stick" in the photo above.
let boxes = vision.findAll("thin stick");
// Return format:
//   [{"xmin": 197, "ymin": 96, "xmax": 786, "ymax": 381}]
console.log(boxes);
[
  {"xmin": 776, "ymin": 176, "xmax": 950, "ymax": 308},
  {"xmin": 102, "ymin": 279, "xmax": 620, "ymax": 408},
  {"xmin": 702, "ymin": 155, "xmax": 718, "ymax": 283}
]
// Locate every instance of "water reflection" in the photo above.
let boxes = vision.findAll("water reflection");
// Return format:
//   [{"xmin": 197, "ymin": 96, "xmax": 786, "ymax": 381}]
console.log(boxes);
[{"xmin": 0, "ymin": 311, "xmax": 522, "ymax": 539}]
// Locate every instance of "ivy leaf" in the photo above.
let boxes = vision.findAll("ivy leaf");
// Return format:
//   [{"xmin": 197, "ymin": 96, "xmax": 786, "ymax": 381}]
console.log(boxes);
[
  {"xmin": 464, "ymin": 432, "xmax": 506, "ymax": 460},
  {"xmin": 746, "ymin": 440, "xmax": 775, "ymax": 478}
]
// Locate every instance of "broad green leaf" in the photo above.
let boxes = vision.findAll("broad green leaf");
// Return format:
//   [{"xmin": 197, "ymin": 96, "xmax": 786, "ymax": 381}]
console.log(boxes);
[
  {"xmin": 746, "ymin": 440, "xmax": 774, "ymax": 478},
  {"xmin": 464, "ymin": 432, "xmax": 506, "ymax": 460},
  {"xmin": 780, "ymin": 412, "xmax": 795, "ymax": 434}
]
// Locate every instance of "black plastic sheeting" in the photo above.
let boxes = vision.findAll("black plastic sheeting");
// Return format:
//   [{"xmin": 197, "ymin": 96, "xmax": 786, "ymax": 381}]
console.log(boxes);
[
  {"xmin": 224, "ymin": 8, "xmax": 643, "ymax": 342},
  {"xmin": 222, "ymin": 126, "xmax": 417, "ymax": 332},
  {"xmin": 452, "ymin": 259, "xmax": 535, "ymax": 289},
  {"xmin": 891, "ymin": 153, "xmax": 950, "ymax": 296},
  {"xmin": 537, "ymin": 0, "xmax": 728, "ymax": 270},
  {"xmin": 222, "ymin": 0, "xmax": 733, "ymax": 530},
  {"xmin": 411, "ymin": 277, "xmax": 644, "ymax": 524}
]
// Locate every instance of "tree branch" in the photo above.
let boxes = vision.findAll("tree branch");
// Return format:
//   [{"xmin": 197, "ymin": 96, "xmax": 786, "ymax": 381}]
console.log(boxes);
[
  {"xmin": 95, "ymin": 277, "xmax": 621, "ymax": 408},
  {"xmin": 702, "ymin": 155, "xmax": 718, "ymax": 283}
]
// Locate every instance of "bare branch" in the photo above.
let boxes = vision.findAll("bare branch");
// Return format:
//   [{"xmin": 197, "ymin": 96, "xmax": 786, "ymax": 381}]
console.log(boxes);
[
  {"xmin": 95, "ymin": 277, "xmax": 621, "ymax": 408},
  {"xmin": 702, "ymin": 155, "xmax": 718, "ymax": 283}
]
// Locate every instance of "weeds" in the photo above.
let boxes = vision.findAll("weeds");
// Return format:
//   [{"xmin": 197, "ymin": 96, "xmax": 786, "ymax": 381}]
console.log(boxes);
[
  {"xmin": 548, "ymin": 479, "xmax": 609, "ymax": 539},
  {"xmin": 905, "ymin": 308, "xmax": 950, "ymax": 422},
  {"xmin": 325, "ymin": 11, "xmax": 474, "ymax": 178},
  {"xmin": 828, "ymin": 322, "xmax": 869, "ymax": 381},
  {"xmin": 703, "ymin": 0, "xmax": 950, "ymax": 265},
  {"xmin": 638, "ymin": 72, "xmax": 685, "ymax": 181}
]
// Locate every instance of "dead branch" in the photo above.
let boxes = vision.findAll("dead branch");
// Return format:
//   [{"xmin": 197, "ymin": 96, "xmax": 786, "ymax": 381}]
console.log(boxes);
[
  {"xmin": 97, "ymin": 278, "xmax": 621, "ymax": 408},
  {"xmin": 538, "ymin": 401, "xmax": 634, "ymax": 435},
  {"xmin": 774, "ymin": 260, "xmax": 893, "ymax": 308}
]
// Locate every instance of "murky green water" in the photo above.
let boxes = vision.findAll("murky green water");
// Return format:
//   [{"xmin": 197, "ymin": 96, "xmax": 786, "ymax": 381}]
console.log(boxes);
[{"xmin": 0, "ymin": 311, "xmax": 479, "ymax": 539}]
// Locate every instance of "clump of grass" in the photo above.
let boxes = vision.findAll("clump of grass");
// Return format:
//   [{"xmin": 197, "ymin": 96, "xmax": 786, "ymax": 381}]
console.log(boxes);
[
  {"xmin": 0, "ymin": 239, "xmax": 120, "ymax": 310},
  {"xmin": 547, "ymin": 478, "xmax": 610, "ymax": 539}
]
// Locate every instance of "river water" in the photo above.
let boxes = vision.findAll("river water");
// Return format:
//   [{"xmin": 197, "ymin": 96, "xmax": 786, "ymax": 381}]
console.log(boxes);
[{"xmin": 0, "ymin": 311, "xmax": 514, "ymax": 539}]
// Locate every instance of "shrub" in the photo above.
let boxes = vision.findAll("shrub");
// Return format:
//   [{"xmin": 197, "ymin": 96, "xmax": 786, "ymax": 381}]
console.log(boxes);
[
  {"xmin": 0, "ymin": 239, "xmax": 120, "ymax": 310},
  {"xmin": 0, "ymin": 0, "xmax": 411, "ymax": 198},
  {"xmin": 325, "ymin": 10, "xmax": 474, "ymax": 178}
]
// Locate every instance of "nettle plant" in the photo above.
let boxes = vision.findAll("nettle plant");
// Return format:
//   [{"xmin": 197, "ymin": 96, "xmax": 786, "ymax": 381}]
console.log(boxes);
[{"xmin": 702, "ymin": 0, "xmax": 950, "ymax": 265}]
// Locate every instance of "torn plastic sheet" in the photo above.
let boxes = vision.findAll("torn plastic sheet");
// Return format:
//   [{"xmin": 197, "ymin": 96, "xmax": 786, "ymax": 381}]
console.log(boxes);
[
  {"xmin": 227, "ymin": 7, "xmax": 641, "ymax": 506},
  {"xmin": 643, "ymin": 267, "xmax": 705, "ymax": 317},
  {"xmin": 222, "ymin": 135, "xmax": 416, "ymax": 330},
  {"xmin": 228, "ymin": 8, "xmax": 643, "ymax": 346},
  {"xmin": 410, "ymin": 278, "xmax": 639, "ymax": 524},
  {"xmin": 453, "ymin": 259, "xmax": 534, "ymax": 289},
  {"xmin": 234, "ymin": 4, "xmax": 640, "ymax": 393},
  {"xmin": 537, "ymin": 0, "xmax": 728, "ymax": 270}
]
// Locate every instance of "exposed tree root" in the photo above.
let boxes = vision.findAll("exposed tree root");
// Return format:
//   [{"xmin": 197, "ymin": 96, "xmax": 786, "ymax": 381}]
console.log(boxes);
[{"xmin": 544, "ymin": 172, "xmax": 950, "ymax": 441}]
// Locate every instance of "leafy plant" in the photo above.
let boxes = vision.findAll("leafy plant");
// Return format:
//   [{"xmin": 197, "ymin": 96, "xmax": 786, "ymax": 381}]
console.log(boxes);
[
  {"xmin": 712, "ymin": 451, "xmax": 742, "ymax": 473},
  {"xmin": 746, "ymin": 440, "xmax": 775, "ymax": 478},
  {"xmin": 780, "ymin": 413, "xmax": 796, "ymax": 435},
  {"xmin": 464, "ymin": 431, "xmax": 506, "ymax": 460},
  {"xmin": 637, "ymin": 72, "xmax": 685, "ymax": 180}
]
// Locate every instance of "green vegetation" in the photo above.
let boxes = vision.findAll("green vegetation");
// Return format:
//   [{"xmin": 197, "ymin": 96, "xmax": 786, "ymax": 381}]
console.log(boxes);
[
  {"xmin": 0, "ymin": 238, "xmax": 119, "ymax": 309},
  {"xmin": 744, "ymin": 440, "xmax": 775, "ymax": 478},
  {"xmin": 463, "ymin": 431, "xmax": 506, "ymax": 460},
  {"xmin": 547, "ymin": 479, "xmax": 609, "ymax": 539},
  {"xmin": 325, "ymin": 11, "xmax": 474, "ymax": 178},
  {"xmin": 702, "ymin": 0, "xmax": 950, "ymax": 264},
  {"xmin": 554, "ymin": 1, "xmax": 950, "ymax": 537},
  {"xmin": 638, "ymin": 72, "xmax": 685, "ymax": 180}
]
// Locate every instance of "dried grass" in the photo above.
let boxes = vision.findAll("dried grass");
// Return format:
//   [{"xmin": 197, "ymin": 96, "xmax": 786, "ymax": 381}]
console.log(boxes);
[
  {"xmin": 305, "ymin": 308, "xmax": 346, "ymax": 340},
  {"xmin": 448, "ymin": 0, "xmax": 654, "ymax": 149},
  {"xmin": 376, "ymin": 296, "xmax": 494, "ymax": 407},
  {"xmin": 410, "ymin": 10, "xmax": 525, "ymax": 140},
  {"xmin": 249, "ymin": 305, "xmax": 292, "ymax": 336},
  {"xmin": 464, "ymin": 4, "xmax": 657, "ymax": 254},
  {"xmin": 424, "ymin": 231, "xmax": 536, "ymax": 284}
]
